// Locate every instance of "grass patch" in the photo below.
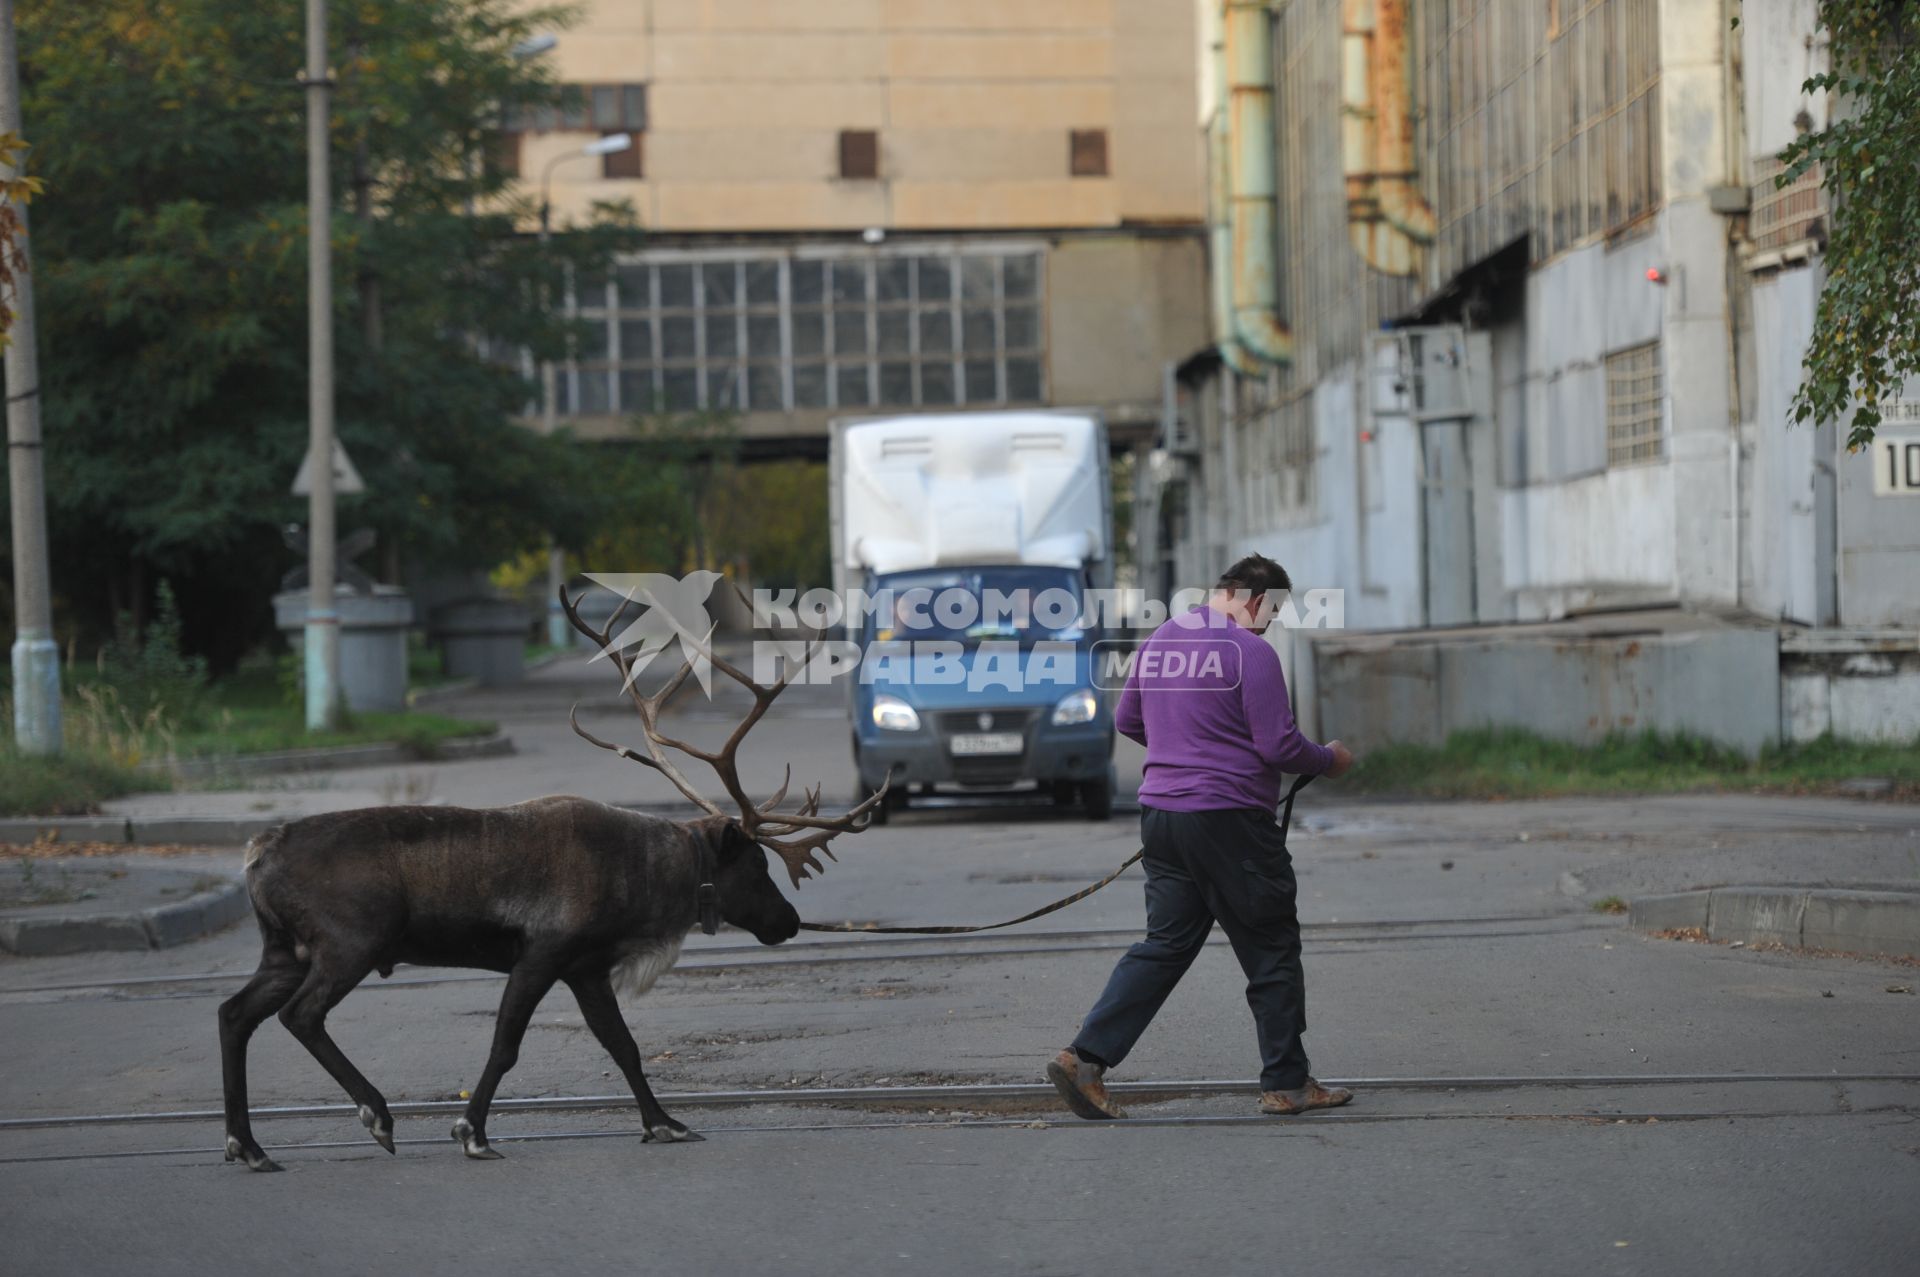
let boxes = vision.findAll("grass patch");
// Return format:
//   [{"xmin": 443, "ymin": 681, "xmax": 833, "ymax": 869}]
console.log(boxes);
[
  {"xmin": 0, "ymin": 659, "xmax": 495, "ymax": 816},
  {"xmin": 143, "ymin": 664, "xmax": 494, "ymax": 759},
  {"xmin": 0, "ymin": 749, "xmax": 146, "ymax": 818},
  {"xmin": 1345, "ymin": 728, "xmax": 1920, "ymax": 800},
  {"xmin": 1592, "ymin": 896, "xmax": 1629, "ymax": 915}
]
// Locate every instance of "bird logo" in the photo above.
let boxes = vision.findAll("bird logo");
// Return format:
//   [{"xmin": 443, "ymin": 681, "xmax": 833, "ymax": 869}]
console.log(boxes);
[{"xmin": 583, "ymin": 571, "xmax": 724, "ymax": 696}]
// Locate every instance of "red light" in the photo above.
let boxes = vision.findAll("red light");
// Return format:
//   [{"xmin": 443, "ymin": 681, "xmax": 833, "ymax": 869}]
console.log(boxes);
[
  {"xmin": 1360, "ymin": 430, "xmax": 1375, "ymax": 443},
  {"xmin": 1646, "ymin": 267, "xmax": 1665, "ymax": 283}
]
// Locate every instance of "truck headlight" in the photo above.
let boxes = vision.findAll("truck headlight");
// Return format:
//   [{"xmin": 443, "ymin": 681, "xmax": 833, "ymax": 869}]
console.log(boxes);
[
  {"xmin": 1051, "ymin": 688, "xmax": 1099, "ymax": 726},
  {"xmin": 871, "ymin": 694, "xmax": 922, "ymax": 732}
]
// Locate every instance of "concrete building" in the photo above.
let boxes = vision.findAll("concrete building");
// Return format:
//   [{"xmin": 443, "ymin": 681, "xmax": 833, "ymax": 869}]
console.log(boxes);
[
  {"xmin": 504, "ymin": 0, "xmax": 1209, "ymax": 452},
  {"xmin": 1144, "ymin": 0, "xmax": 1920, "ymax": 748}
]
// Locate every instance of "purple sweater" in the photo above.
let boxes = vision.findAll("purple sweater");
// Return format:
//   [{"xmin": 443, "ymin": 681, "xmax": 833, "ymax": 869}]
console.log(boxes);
[{"xmin": 1115, "ymin": 607, "xmax": 1335, "ymax": 812}]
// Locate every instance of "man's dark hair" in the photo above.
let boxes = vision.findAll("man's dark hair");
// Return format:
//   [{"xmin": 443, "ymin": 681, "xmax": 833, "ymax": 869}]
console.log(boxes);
[{"xmin": 1215, "ymin": 553, "xmax": 1291, "ymax": 598}]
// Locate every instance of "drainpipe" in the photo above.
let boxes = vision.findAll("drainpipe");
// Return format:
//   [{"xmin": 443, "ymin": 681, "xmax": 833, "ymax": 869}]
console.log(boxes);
[{"xmin": 1223, "ymin": 0, "xmax": 1293, "ymax": 364}]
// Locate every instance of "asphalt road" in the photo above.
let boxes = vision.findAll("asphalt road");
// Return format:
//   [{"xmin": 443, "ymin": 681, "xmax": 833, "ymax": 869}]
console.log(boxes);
[{"xmin": 6, "ymin": 672, "xmax": 1920, "ymax": 1275}]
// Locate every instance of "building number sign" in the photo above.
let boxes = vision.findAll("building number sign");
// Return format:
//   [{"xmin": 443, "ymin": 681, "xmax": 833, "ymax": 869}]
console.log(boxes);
[{"xmin": 1871, "ymin": 431, "xmax": 1920, "ymax": 497}]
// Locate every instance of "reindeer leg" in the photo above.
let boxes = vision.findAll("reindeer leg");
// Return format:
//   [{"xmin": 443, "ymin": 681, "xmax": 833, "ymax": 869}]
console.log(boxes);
[
  {"xmin": 565, "ymin": 970, "xmax": 703, "ymax": 1144},
  {"xmin": 453, "ymin": 957, "xmax": 562, "ymax": 1160},
  {"xmin": 277, "ymin": 950, "xmax": 397, "ymax": 1156},
  {"xmin": 218, "ymin": 945, "xmax": 308, "ymax": 1172}
]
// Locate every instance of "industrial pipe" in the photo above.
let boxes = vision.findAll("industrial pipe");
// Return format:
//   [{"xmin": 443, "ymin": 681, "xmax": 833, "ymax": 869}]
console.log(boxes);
[
  {"xmin": 1222, "ymin": 0, "xmax": 1293, "ymax": 364},
  {"xmin": 1209, "ymin": 32, "xmax": 1261, "ymax": 376},
  {"xmin": 1340, "ymin": 0, "xmax": 1430, "ymax": 276}
]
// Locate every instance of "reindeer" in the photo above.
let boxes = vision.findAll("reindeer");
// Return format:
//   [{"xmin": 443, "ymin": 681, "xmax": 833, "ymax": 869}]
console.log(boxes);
[{"xmin": 218, "ymin": 585, "xmax": 885, "ymax": 1172}]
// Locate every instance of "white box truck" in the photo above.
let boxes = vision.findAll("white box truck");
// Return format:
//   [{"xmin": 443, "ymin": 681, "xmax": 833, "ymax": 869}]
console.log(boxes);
[{"xmin": 828, "ymin": 410, "xmax": 1117, "ymax": 820}]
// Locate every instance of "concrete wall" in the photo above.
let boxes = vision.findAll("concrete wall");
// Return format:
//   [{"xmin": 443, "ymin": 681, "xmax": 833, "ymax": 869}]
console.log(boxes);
[
  {"xmin": 1047, "ymin": 235, "xmax": 1208, "ymax": 430},
  {"xmin": 1312, "ymin": 625, "xmax": 1783, "ymax": 755},
  {"xmin": 1737, "ymin": 4, "xmax": 1919, "ymax": 630},
  {"xmin": 1744, "ymin": 265, "xmax": 1831, "ymax": 625},
  {"xmin": 1499, "ymin": 232, "xmax": 1673, "ymax": 618},
  {"xmin": 524, "ymin": 0, "xmax": 1204, "ymax": 233},
  {"xmin": 1836, "ymin": 374, "xmax": 1920, "ymax": 628}
]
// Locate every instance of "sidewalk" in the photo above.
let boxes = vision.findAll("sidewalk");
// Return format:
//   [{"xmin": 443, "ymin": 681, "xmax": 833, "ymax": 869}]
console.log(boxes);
[
  {"xmin": 0, "ymin": 853, "xmax": 247, "ymax": 955},
  {"xmin": 5, "ymin": 650, "xmax": 1148, "ymax": 844}
]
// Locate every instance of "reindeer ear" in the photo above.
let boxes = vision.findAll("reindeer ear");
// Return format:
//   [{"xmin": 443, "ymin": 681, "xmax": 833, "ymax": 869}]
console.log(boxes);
[{"xmin": 698, "ymin": 816, "xmax": 755, "ymax": 864}]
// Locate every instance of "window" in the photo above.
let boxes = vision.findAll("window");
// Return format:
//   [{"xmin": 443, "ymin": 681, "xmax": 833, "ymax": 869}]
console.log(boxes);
[
  {"xmin": 602, "ymin": 133, "xmax": 642, "ymax": 180},
  {"xmin": 839, "ymin": 130, "xmax": 879, "ymax": 180},
  {"xmin": 487, "ymin": 131, "xmax": 521, "ymax": 180},
  {"xmin": 506, "ymin": 85, "xmax": 646, "ymax": 134},
  {"xmin": 1070, "ymin": 129, "xmax": 1108, "ymax": 178},
  {"xmin": 1605, "ymin": 343, "xmax": 1664, "ymax": 466},
  {"xmin": 557, "ymin": 246, "xmax": 1047, "ymax": 418},
  {"xmin": 1748, "ymin": 153, "xmax": 1825, "ymax": 256}
]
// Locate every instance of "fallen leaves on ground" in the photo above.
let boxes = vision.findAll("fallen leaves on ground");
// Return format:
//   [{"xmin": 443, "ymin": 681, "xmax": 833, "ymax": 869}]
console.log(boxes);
[{"xmin": 1, "ymin": 840, "xmax": 220, "ymax": 859}]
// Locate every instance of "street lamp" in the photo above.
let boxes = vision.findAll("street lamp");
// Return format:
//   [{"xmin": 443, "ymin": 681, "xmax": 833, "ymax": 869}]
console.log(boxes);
[
  {"xmin": 510, "ymin": 33, "xmax": 557, "ymax": 59},
  {"xmin": 537, "ymin": 132, "xmax": 630, "ymax": 648}
]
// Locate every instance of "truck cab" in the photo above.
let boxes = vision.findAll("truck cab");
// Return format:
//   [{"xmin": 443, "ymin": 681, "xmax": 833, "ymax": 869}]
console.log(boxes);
[
  {"xmin": 850, "ymin": 562, "xmax": 1115, "ymax": 819},
  {"xmin": 830, "ymin": 411, "xmax": 1118, "ymax": 820}
]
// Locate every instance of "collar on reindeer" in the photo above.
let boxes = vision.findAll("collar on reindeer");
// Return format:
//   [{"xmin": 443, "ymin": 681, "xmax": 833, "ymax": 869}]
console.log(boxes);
[{"xmin": 693, "ymin": 833, "xmax": 721, "ymax": 936}]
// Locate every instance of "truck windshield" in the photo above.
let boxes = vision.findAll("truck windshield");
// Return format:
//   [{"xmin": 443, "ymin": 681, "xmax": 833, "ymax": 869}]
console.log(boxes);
[{"xmin": 869, "ymin": 567, "xmax": 1086, "ymax": 646}]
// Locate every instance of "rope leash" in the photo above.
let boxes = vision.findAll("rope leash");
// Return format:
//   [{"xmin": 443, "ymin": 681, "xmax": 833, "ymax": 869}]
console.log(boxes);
[
  {"xmin": 796, "ymin": 775, "xmax": 1314, "ymax": 936},
  {"xmin": 797, "ymin": 848, "xmax": 1147, "ymax": 934}
]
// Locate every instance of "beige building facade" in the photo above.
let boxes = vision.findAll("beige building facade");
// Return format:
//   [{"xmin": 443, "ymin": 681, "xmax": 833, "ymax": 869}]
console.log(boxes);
[{"xmin": 503, "ymin": 0, "xmax": 1208, "ymax": 446}]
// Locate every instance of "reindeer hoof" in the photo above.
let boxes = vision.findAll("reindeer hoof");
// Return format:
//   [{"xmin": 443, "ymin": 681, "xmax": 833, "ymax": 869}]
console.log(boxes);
[
  {"xmin": 225, "ymin": 1135, "xmax": 283, "ymax": 1173},
  {"xmin": 451, "ymin": 1118, "xmax": 503, "ymax": 1160},
  {"xmin": 643, "ymin": 1122, "xmax": 704, "ymax": 1144},
  {"xmin": 358, "ymin": 1104, "xmax": 396, "ymax": 1154}
]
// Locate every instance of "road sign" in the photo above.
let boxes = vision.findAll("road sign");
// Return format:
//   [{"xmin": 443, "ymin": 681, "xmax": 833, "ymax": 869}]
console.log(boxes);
[{"xmin": 291, "ymin": 439, "xmax": 366, "ymax": 496}]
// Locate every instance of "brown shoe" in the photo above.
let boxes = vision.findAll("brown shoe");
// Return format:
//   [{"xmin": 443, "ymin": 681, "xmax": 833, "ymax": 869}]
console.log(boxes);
[
  {"xmin": 1046, "ymin": 1048, "xmax": 1126, "ymax": 1120},
  {"xmin": 1258, "ymin": 1078, "xmax": 1354, "ymax": 1115}
]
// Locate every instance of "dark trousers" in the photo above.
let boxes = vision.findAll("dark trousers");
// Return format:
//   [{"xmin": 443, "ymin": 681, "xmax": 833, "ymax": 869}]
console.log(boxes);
[{"xmin": 1071, "ymin": 805, "xmax": 1309, "ymax": 1092}]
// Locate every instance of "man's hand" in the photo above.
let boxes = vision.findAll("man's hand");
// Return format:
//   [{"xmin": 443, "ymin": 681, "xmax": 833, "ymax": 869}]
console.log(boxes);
[{"xmin": 1324, "ymin": 740, "xmax": 1355, "ymax": 779}]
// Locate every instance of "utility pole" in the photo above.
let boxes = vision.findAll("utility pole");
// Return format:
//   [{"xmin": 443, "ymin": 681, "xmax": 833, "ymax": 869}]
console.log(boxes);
[
  {"xmin": 0, "ymin": 0, "xmax": 60, "ymax": 755},
  {"xmin": 303, "ymin": 0, "xmax": 340, "ymax": 730},
  {"xmin": 536, "ymin": 133, "xmax": 628, "ymax": 649},
  {"xmin": 539, "ymin": 195, "xmax": 568, "ymax": 650}
]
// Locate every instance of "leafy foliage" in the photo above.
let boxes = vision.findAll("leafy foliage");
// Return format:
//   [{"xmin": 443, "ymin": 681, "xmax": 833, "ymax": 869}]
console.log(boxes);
[
  {"xmin": 2, "ymin": 0, "xmax": 637, "ymax": 669},
  {"xmin": 1782, "ymin": 1, "xmax": 1920, "ymax": 450},
  {"xmin": 97, "ymin": 580, "xmax": 209, "ymax": 729},
  {"xmin": 0, "ymin": 130, "xmax": 47, "ymax": 350}
]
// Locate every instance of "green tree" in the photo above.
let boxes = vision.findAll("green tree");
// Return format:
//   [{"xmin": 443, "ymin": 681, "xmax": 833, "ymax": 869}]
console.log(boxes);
[
  {"xmin": 0, "ymin": 130, "xmax": 46, "ymax": 350},
  {"xmin": 1781, "ymin": 1, "xmax": 1920, "ymax": 450},
  {"xmin": 3, "ymin": 0, "xmax": 636, "ymax": 670},
  {"xmin": 579, "ymin": 410, "xmax": 742, "ymax": 576}
]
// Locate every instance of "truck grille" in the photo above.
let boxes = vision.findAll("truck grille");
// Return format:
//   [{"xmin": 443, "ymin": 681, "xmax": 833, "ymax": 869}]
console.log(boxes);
[{"xmin": 935, "ymin": 708, "xmax": 1037, "ymax": 735}]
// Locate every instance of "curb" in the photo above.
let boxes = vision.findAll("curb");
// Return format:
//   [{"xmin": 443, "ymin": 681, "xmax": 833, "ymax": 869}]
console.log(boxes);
[
  {"xmin": 1630, "ymin": 886, "xmax": 1920, "ymax": 960},
  {"xmin": 135, "ymin": 732, "xmax": 513, "ymax": 782},
  {"xmin": 0, "ymin": 876, "xmax": 251, "ymax": 957},
  {"xmin": 1, "ymin": 790, "xmax": 1132, "ymax": 849},
  {"xmin": 0, "ymin": 793, "xmax": 700, "ymax": 848}
]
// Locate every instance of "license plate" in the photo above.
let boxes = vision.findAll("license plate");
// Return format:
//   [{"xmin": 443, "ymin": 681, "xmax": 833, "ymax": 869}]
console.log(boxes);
[{"xmin": 950, "ymin": 732, "xmax": 1024, "ymax": 756}]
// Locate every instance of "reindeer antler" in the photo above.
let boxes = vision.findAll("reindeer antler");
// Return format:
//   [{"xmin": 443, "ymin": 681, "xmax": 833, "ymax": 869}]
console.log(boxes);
[{"xmin": 559, "ymin": 582, "xmax": 889, "ymax": 885}]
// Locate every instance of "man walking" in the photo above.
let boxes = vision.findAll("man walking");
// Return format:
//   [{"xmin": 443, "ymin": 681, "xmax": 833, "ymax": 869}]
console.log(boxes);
[{"xmin": 1047, "ymin": 554, "xmax": 1355, "ymax": 1119}]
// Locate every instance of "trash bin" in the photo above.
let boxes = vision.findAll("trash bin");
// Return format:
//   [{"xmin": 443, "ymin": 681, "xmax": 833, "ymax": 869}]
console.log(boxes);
[
  {"xmin": 430, "ymin": 597, "xmax": 533, "ymax": 686},
  {"xmin": 274, "ymin": 586, "xmax": 414, "ymax": 713}
]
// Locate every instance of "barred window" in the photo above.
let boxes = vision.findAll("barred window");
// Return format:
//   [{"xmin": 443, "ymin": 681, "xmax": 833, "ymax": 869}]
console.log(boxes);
[
  {"xmin": 561, "ymin": 246, "xmax": 1047, "ymax": 418},
  {"xmin": 1604, "ymin": 342, "xmax": 1664, "ymax": 466},
  {"xmin": 1748, "ymin": 153, "xmax": 1826, "ymax": 256}
]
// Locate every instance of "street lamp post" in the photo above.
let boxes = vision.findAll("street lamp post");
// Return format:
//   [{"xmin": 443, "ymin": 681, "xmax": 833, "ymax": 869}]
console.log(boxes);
[
  {"xmin": 303, "ymin": 0, "xmax": 339, "ymax": 731},
  {"xmin": 0, "ymin": 0, "xmax": 58, "ymax": 755},
  {"xmin": 537, "ymin": 133, "xmax": 629, "ymax": 649}
]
